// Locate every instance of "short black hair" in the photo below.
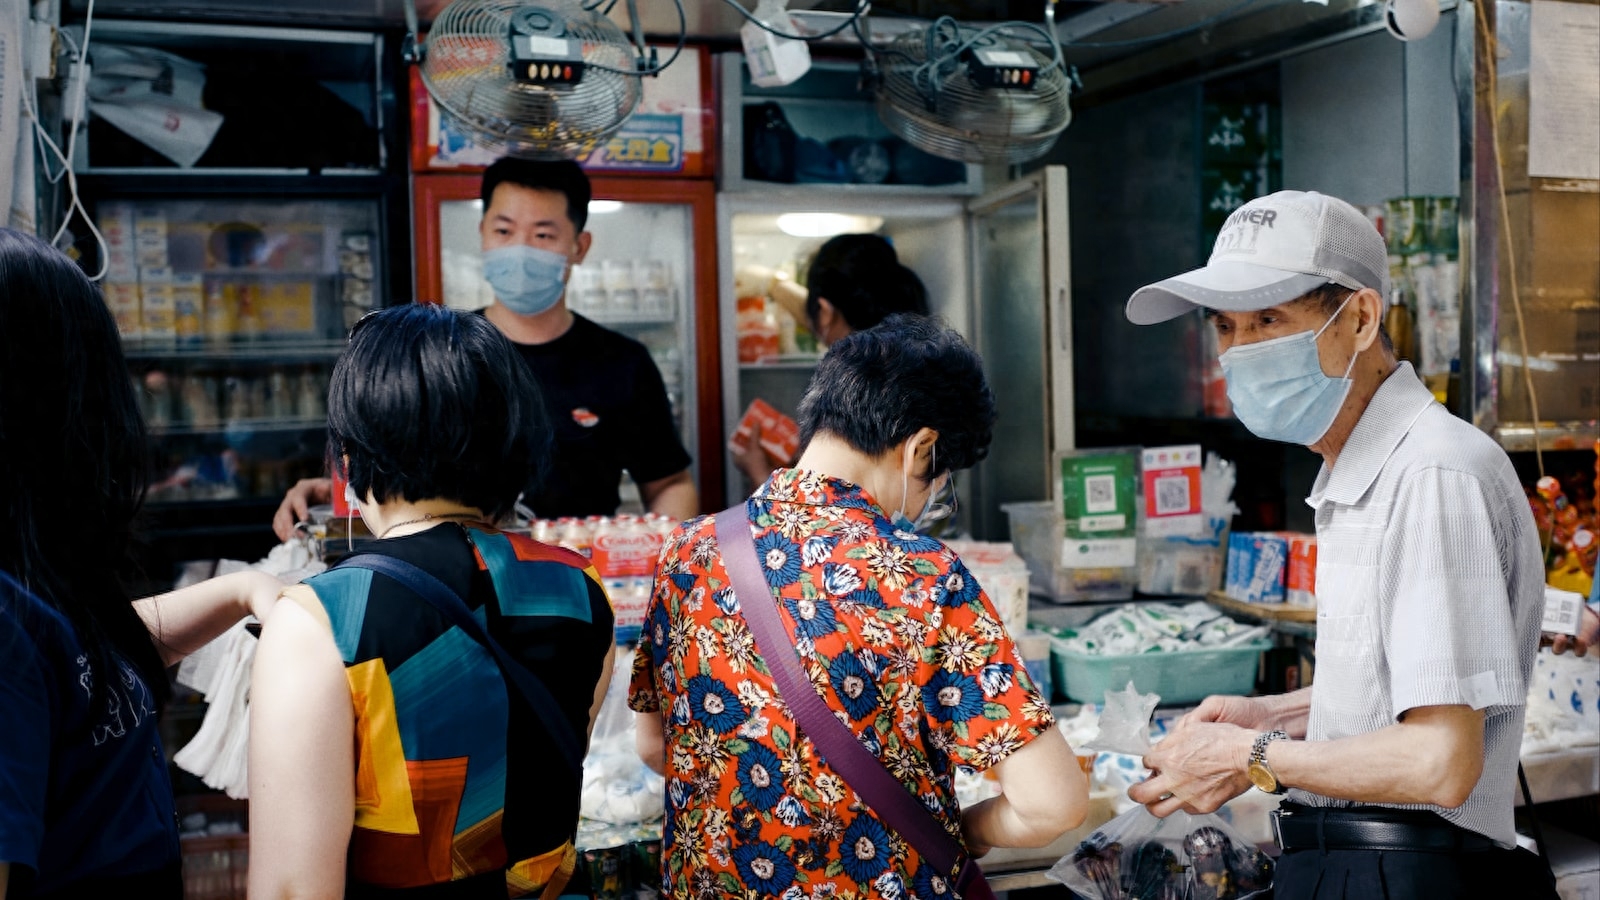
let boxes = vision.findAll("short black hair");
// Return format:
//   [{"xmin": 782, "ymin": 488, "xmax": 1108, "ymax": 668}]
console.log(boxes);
[
  {"xmin": 328, "ymin": 304, "xmax": 550, "ymax": 520},
  {"xmin": 796, "ymin": 315, "xmax": 995, "ymax": 479},
  {"xmin": 480, "ymin": 157, "xmax": 592, "ymax": 232},
  {"xmin": 804, "ymin": 233, "xmax": 929, "ymax": 332}
]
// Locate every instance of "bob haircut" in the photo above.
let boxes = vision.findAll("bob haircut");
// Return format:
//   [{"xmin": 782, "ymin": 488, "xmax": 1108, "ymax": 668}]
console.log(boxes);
[
  {"xmin": 804, "ymin": 233, "xmax": 929, "ymax": 333},
  {"xmin": 0, "ymin": 227, "xmax": 165, "ymax": 707},
  {"xmin": 796, "ymin": 314, "xmax": 995, "ymax": 479},
  {"xmin": 480, "ymin": 157, "xmax": 592, "ymax": 232},
  {"xmin": 328, "ymin": 304, "xmax": 549, "ymax": 520}
]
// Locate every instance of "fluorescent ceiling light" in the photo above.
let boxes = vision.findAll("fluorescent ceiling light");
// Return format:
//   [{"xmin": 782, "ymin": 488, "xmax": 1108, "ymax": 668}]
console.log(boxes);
[
  {"xmin": 588, "ymin": 200, "xmax": 624, "ymax": 215},
  {"xmin": 776, "ymin": 213, "xmax": 884, "ymax": 238}
]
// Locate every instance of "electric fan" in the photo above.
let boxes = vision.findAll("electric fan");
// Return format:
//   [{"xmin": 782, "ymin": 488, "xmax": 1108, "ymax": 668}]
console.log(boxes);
[
  {"xmin": 872, "ymin": 15, "xmax": 1073, "ymax": 165},
  {"xmin": 416, "ymin": 0, "xmax": 646, "ymax": 160}
]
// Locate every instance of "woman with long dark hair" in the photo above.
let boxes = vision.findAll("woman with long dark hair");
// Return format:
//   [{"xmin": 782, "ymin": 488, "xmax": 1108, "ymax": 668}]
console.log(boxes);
[{"xmin": 0, "ymin": 228, "xmax": 282, "ymax": 900}]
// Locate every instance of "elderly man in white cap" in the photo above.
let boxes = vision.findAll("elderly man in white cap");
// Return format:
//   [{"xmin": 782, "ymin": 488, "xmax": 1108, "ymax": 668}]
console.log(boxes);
[{"xmin": 1123, "ymin": 191, "xmax": 1551, "ymax": 899}]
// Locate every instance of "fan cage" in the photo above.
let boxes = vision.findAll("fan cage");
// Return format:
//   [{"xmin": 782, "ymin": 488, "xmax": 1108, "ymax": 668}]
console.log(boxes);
[
  {"xmin": 875, "ymin": 31, "xmax": 1071, "ymax": 165},
  {"xmin": 420, "ymin": 0, "xmax": 643, "ymax": 160}
]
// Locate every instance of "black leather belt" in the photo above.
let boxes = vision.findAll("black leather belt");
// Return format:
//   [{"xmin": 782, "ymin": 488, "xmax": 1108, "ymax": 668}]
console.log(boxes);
[{"xmin": 1271, "ymin": 803, "xmax": 1495, "ymax": 854}]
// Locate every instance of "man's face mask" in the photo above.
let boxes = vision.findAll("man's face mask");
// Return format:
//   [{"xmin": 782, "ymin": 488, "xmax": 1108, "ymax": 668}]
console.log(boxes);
[
  {"xmin": 1218, "ymin": 291, "xmax": 1361, "ymax": 446},
  {"xmin": 483, "ymin": 244, "xmax": 569, "ymax": 316}
]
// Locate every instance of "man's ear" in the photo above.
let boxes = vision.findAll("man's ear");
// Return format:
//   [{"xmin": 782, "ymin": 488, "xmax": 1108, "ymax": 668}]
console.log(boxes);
[{"xmin": 1353, "ymin": 288, "xmax": 1384, "ymax": 353}]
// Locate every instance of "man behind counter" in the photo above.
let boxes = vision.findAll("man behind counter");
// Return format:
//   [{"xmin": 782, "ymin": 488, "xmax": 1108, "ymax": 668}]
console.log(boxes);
[{"xmin": 272, "ymin": 158, "xmax": 697, "ymax": 541}]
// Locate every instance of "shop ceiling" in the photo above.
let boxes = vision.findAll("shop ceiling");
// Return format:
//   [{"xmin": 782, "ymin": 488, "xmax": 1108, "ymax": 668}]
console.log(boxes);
[{"xmin": 72, "ymin": 0, "xmax": 1397, "ymax": 101}]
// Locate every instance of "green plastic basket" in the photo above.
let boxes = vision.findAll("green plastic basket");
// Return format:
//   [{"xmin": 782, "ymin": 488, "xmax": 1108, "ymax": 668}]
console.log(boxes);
[{"xmin": 1049, "ymin": 637, "xmax": 1271, "ymax": 706}]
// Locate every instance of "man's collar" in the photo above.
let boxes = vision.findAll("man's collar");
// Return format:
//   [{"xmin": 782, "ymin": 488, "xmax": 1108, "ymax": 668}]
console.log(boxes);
[{"xmin": 1306, "ymin": 362, "xmax": 1437, "ymax": 509}]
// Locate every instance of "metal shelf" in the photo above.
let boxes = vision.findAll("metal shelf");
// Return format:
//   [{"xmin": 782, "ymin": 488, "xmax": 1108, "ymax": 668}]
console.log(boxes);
[
  {"xmin": 148, "ymin": 417, "xmax": 326, "ymax": 437},
  {"xmin": 124, "ymin": 339, "xmax": 346, "ymax": 361},
  {"xmin": 1494, "ymin": 422, "xmax": 1600, "ymax": 453},
  {"xmin": 739, "ymin": 358, "xmax": 823, "ymax": 371}
]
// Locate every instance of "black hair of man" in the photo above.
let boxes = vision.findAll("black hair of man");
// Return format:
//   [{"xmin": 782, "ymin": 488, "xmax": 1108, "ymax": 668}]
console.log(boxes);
[
  {"xmin": 804, "ymin": 233, "xmax": 930, "ymax": 333},
  {"xmin": 328, "ymin": 304, "xmax": 552, "ymax": 521},
  {"xmin": 796, "ymin": 314, "xmax": 995, "ymax": 480},
  {"xmin": 0, "ymin": 227, "xmax": 167, "ymax": 708},
  {"xmin": 480, "ymin": 157, "xmax": 593, "ymax": 232}
]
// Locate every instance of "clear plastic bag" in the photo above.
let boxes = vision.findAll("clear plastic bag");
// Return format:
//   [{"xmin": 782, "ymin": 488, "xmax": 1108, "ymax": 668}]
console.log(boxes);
[
  {"xmin": 1048, "ymin": 806, "xmax": 1274, "ymax": 900},
  {"xmin": 580, "ymin": 648, "xmax": 666, "ymax": 825}
]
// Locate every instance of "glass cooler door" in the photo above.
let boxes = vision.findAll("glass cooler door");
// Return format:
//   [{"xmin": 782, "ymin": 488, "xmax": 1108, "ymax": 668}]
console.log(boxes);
[{"xmin": 97, "ymin": 197, "xmax": 383, "ymax": 505}]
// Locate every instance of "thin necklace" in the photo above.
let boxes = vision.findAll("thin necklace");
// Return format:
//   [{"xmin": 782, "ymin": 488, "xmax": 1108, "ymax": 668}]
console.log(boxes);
[{"xmin": 378, "ymin": 511, "xmax": 482, "ymax": 539}]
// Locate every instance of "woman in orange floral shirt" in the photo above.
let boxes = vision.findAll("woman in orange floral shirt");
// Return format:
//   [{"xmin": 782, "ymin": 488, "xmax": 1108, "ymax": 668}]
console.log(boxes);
[{"xmin": 629, "ymin": 317, "xmax": 1088, "ymax": 900}]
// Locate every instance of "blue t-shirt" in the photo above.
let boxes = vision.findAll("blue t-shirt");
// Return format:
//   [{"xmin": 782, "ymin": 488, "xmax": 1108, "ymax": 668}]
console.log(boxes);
[{"xmin": 0, "ymin": 570, "xmax": 180, "ymax": 896}]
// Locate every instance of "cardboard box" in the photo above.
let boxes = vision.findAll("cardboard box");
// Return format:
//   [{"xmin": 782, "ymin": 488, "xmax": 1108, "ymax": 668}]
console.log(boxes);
[
  {"xmin": 1530, "ymin": 179, "xmax": 1600, "ymax": 302},
  {"xmin": 138, "ymin": 266, "xmax": 176, "ymax": 340},
  {"xmin": 1286, "ymin": 533, "xmax": 1317, "ymax": 607},
  {"xmin": 101, "ymin": 281, "xmax": 141, "ymax": 339},
  {"xmin": 172, "ymin": 273, "xmax": 204, "ymax": 341}
]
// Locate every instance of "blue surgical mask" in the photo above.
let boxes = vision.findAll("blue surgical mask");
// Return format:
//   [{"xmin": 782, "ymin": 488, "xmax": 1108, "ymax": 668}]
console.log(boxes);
[
  {"xmin": 1219, "ymin": 292, "xmax": 1360, "ymax": 446},
  {"xmin": 892, "ymin": 443, "xmax": 955, "ymax": 532},
  {"xmin": 483, "ymin": 244, "xmax": 569, "ymax": 316}
]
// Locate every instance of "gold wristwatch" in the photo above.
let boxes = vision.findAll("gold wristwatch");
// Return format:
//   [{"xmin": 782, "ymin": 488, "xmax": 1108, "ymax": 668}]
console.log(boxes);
[{"xmin": 1247, "ymin": 730, "xmax": 1290, "ymax": 794}]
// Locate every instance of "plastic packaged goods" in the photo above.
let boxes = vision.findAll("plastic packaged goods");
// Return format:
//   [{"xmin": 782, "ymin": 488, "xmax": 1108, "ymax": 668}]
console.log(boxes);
[
  {"xmin": 941, "ymin": 538, "xmax": 1031, "ymax": 638},
  {"xmin": 1045, "ymin": 602, "xmax": 1270, "ymax": 705},
  {"xmin": 1051, "ymin": 807, "xmax": 1274, "ymax": 900},
  {"xmin": 1225, "ymin": 533, "xmax": 1290, "ymax": 604}
]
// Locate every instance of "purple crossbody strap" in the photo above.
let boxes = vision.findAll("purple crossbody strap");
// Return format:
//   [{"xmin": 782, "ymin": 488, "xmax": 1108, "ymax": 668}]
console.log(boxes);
[{"xmin": 715, "ymin": 507, "xmax": 995, "ymax": 900}]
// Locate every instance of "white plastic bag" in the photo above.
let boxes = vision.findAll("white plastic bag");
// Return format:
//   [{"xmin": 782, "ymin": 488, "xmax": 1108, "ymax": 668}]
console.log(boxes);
[
  {"xmin": 1049, "ymin": 806, "xmax": 1274, "ymax": 900},
  {"xmin": 580, "ymin": 647, "xmax": 666, "ymax": 824}
]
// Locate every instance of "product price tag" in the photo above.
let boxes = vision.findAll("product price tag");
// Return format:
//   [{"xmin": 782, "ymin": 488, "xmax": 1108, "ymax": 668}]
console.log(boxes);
[
  {"xmin": 1543, "ymin": 585, "xmax": 1585, "ymax": 636},
  {"xmin": 1060, "ymin": 449, "xmax": 1137, "ymax": 570},
  {"xmin": 1141, "ymin": 444, "xmax": 1203, "ymax": 538}
]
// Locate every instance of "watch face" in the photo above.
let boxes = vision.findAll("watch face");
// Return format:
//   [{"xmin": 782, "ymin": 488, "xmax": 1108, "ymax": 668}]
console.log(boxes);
[{"xmin": 1248, "ymin": 761, "xmax": 1278, "ymax": 793}]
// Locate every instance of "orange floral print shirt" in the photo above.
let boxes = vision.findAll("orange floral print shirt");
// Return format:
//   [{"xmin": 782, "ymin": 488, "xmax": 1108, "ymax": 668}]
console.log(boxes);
[{"xmin": 628, "ymin": 469, "xmax": 1055, "ymax": 900}]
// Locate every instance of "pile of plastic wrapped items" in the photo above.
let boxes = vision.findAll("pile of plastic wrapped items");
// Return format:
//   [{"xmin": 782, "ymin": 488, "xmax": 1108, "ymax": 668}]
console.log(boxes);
[
  {"xmin": 944, "ymin": 539, "xmax": 1031, "ymax": 638},
  {"xmin": 1521, "ymin": 646, "xmax": 1600, "ymax": 756},
  {"xmin": 1051, "ymin": 601, "xmax": 1270, "ymax": 655}
]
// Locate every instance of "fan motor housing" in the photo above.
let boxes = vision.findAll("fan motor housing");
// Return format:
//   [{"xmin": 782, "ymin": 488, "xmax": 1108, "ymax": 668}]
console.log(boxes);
[
  {"xmin": 508, "ymin": 8, "xmax": 586, "ymax": 88},
  {"xmin": 963, "ymin": 46, "xmax": 1038, "ymax": 91}
]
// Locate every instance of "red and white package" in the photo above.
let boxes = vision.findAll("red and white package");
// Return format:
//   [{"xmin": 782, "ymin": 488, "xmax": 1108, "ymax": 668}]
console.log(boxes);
[
  {"xmin": 729, "ymin": 398, "xmax": 801, "ymax": 466},
  {"xmin": 1285, "ymin": 534, "xmax": 1317, "ymax": 606}
]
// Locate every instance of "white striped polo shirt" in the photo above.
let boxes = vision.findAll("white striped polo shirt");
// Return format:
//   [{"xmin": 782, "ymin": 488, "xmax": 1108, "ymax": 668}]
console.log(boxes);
[{"xmin": 1286, "ymin": 362, "xmax": 1545, "ymax": 848}]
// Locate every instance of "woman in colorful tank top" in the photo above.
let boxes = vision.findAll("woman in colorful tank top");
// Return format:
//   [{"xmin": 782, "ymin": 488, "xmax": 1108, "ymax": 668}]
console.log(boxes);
[
  {"xmin": 629, "ymin": 317, "xmax": 1089, "ymax": 900},
  {"xmin": 248, "ymin": 305, "xmax": 616, "ymax": 899}
]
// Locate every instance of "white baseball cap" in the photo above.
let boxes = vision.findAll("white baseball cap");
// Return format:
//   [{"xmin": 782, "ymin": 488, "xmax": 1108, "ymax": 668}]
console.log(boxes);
[{"xmin": 1125, "ymin": 190, "xmax": 1390, "ymax": 325}]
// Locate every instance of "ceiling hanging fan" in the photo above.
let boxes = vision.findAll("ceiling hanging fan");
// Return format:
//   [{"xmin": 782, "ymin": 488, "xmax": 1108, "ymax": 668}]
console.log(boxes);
[
  {"xmin": 865, "ymin": 1, "xmax": 1076, "ymax": 165},
  {"xmin": 407, "ymin": 0, "xmax": 683, "ymax": 160}
]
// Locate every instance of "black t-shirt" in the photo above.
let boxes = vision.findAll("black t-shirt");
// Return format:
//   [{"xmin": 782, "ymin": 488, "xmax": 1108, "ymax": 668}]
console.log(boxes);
[{"xmin": 506, "ymin": 314, "xmax": 692, "ymax": 518}]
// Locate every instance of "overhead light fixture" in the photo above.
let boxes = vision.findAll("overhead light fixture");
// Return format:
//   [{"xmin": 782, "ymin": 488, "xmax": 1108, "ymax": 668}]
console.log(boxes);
[
  {"xmin": 588, "ymin": 200, "xmax": 624, "ymax": 215},
  {"xmin": 775, "ymin": 213, "xmax": 885, "ymax": 238}
]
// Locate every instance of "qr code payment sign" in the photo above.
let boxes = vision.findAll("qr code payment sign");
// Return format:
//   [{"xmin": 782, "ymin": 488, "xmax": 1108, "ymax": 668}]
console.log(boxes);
[
  {"xmin": 1084, "ymin": 474, "xmax": 1117, "ymax": 513},
  {"xmin": 1154, "ymin": 474, "xmax": 1192, "ymax": 517}
]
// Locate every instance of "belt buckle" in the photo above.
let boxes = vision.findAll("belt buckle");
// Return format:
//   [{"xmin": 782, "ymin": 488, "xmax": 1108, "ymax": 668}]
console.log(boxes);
[{"xmin": 1270, "ymin": 809, "xmax": 1287, "ymax": 849}]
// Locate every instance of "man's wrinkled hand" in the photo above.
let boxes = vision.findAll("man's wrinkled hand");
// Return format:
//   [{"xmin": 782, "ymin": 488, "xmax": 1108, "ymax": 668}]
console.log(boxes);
[{"xmin": 1128, "ymin": 719, "xmax": 1256, "ymax": 818}]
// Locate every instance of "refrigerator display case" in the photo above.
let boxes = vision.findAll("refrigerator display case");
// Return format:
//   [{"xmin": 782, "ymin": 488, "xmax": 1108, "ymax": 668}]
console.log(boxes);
[
  {"xmin": 414, "ymin": 175, "xmax": 724, "ymax": 509},
  {"xmin": 719, "ymin": 167, "xmax": 1074, "ymax": 540},
  {"xmin": 62, "ymin": 18, "xmax": 410, "ymax": 569},
  {"xmin": 95, "ymin": 196, "xmax": 382, "ymax": 504}
]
